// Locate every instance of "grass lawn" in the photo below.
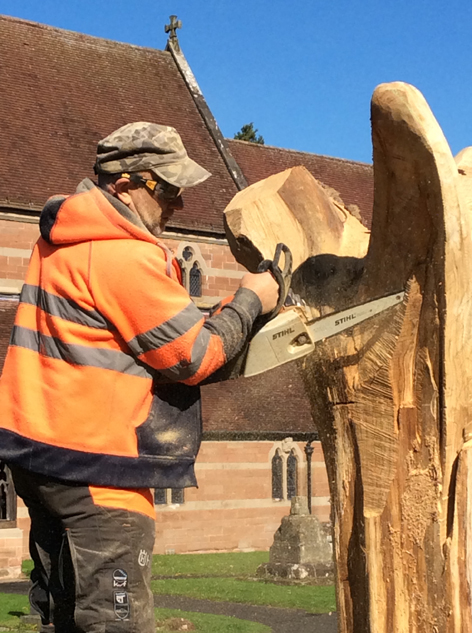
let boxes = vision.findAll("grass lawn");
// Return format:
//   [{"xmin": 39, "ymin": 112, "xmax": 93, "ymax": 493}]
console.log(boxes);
[
  {"xmin": 152, "ymin": 551, "xmax": 336, "ymax": 614},
  {"xmin": 152, "ymin": 577, "xmax": 336, "ymax": 614},
  {"xmin": 155, "ymin": 608, "xmax": 270, "ymax": 632},
  {"xmin": 0, "ymin": 594, "xmax": 270, "ymax": 633},
  {"xmin": 152, "ymin": 551, "xmax": 269, "ymax": 578},
  {"xmin": 21, "ymin": 560, "xmax": 33, "ymax": 577},
  {"xmin": 0, "ymin": 593, "xmax": 34, "ymax": 631}
]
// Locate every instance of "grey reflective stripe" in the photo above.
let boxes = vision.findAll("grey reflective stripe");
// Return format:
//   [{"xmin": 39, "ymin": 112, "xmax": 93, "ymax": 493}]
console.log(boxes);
[
  {"xmin": 129, "ymin": 302, "xmax": 204, "ymax": 356},
  {"xmin": 20, "ymin": 284, "xmax": 113, "ymax": 330},
  {"xmin": 158, "ymin": 326, "xmax": 211, "ymax": 381},
  {"xmin": 10, "ymin": 326, "xmax": 153, "ymax": 379}
]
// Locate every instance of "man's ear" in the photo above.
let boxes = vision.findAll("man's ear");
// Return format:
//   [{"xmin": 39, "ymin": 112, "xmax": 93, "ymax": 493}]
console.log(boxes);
[{"xmin": 111, "ymin": 177, "xmax": 133, "ymax": 207}]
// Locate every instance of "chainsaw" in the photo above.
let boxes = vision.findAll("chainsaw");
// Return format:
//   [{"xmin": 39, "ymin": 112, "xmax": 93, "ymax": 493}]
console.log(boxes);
[{"xmin": 242, "ymin": 244, "xmax": 404, "ymax": 378}]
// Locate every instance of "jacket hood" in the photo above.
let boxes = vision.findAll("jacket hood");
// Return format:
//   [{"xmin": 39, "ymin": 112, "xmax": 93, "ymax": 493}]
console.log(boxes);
[{"xmin": 39, "ymin": 178, "xmax": 158, "ymax": 246}]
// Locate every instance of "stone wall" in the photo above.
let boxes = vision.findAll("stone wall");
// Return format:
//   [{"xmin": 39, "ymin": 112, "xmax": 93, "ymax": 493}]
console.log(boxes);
[{"xmin": 0, "ymin": 528, "xmax": 23, "ymax": 579}]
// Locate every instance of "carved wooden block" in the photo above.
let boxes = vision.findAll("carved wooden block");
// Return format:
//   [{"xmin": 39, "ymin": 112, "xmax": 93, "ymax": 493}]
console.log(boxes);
[
  {"xmin": 224, "ymin": 165, "xmax": 369, "ymax": 272},
  {"xmin": 224, "ymin": 82, "xmax": 472, "ymax": 632}
]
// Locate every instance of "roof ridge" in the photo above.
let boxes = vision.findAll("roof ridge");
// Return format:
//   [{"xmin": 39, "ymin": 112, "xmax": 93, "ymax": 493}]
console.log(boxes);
[
  {"xmin": 228, "ymin": 138, "xmax": 372, "ymax": 168},
  {"xmin": 0, "ymin": 13, "xmax": 168, "ymax": 55}
]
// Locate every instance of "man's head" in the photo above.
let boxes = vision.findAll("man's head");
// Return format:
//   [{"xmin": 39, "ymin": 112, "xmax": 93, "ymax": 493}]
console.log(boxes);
[{"xmin": 94, "ymin": 122, "xmax": 211, "ymax": 235}]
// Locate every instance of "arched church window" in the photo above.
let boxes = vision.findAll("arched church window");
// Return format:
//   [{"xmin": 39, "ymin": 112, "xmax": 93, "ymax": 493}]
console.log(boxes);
[
  {"xmin": 287, "ymin": 449, "xmax": 298, "ymax": 500},
  {"xmin": 178, "ymin": 243, "xmax": 206, "ymax": 297},
  {"xmin": 272, "ymin": 449, "xmax": 284, "ymax": 500},
  {"xmin": 0, "ymin": 461, "xmax": 16, "ymax": 524},
  {"xmin": 189, "ymin": 262, "xmax": 202, "ymax": 297},
  {"xmin": 182, "ymin": 246, "xmax": 194, "ymax": 262},
  {"xmin": 178, "ymin": 258, "xmax": 188, "ymax": 288}
]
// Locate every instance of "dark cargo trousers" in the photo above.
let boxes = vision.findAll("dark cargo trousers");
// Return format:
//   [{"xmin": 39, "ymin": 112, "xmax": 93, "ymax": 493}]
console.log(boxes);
[{"xmin": 11, "ymin": 465, "xmax": 156, "ymax": 633}]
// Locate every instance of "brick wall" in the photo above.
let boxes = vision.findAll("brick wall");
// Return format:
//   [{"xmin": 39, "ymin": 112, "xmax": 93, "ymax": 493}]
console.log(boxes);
[
  {"xmin": 0, "ymin": 219, "xmax": 39, "ymax": 293},
  {"xmin": 0, "ymin": 219, "xmax": 39, "ymax": 250},
  {"xmin": 153, "ymin": 440, "xmax": 330, "ymax": 555},
  {"xmin": 161, "ymin": 238, "xmax": 246, "ymax": 304},
  {"xmin": 0, "ymin": 218, "xmax": 245, "ymax": 304}
]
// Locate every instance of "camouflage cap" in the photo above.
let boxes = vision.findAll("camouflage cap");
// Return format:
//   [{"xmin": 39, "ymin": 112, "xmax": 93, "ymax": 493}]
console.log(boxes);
[{"xmin": 94, "ymin": 122, "xmax": 211, "ymax": 188}]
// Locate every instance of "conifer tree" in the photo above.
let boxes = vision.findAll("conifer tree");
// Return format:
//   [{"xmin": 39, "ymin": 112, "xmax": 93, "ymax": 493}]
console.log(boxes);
[{"xmin": 234, "ymin": 123, "xmax": 264, "ymax": 144}]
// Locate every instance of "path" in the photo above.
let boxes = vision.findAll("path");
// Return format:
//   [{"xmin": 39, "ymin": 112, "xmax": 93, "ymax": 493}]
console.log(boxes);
[
  {"xmin": 156, "ymin": 594, "xmax": 338, "ymax": 633},
  {"xmin": 0, "ymin": 580, "xmax": 338, "ymax": 632}
]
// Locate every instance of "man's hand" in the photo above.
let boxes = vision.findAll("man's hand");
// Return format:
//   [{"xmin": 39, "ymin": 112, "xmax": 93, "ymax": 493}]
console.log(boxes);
[{"xmin": 240, "ymin": 272, "xmax": 279, "ymax": 315}]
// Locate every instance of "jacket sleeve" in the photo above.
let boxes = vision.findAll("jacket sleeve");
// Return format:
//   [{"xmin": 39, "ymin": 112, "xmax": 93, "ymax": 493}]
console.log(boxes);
[{"xmin": 89, "ymin": 241, "xmax": 261, "ymax": 385}]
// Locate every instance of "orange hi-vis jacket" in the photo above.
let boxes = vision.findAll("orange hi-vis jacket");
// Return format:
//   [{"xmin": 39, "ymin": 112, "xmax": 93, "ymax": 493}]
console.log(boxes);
[{"xmin": 0, "ymin": 180, "xmax": 262, "ymax": 489}]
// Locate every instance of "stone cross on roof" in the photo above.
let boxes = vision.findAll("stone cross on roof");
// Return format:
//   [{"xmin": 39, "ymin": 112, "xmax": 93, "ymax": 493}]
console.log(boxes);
[{"xmin": 165, "ymin": 15, "xmax": 182, "ymax": 51}]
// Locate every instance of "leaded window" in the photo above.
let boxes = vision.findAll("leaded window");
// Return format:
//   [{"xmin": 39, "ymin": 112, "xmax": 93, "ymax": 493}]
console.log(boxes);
[
  {"xmin": 287, "ymin": 450, "xmax": 298, "ymax": 500},
  {"xmin": 177, "ymin": 244, "xmax": 206, "ymax": 298},
  {"xmin": 178, "ymin": 259, "xmax": 187, "ymax": 288},
  {"xmin": 189, "ymin": 263, "xmax": 202, "ymax": 297},
  {"xmin": 153, "ymin": 488, "xmax": 185, "ymax": 506},
  {"xmin": 154, "ymin": 489, "xmax": 167, "ymax": 505},
  {"xmin": 0, "ymin": 461, "xmax": 16, "ymax": 525},
  {"xmin": 271, "ymin": 449, "xmax": 284, "ymax": 500},
  {"xmin": 182, "ymin": 246, "xmax": 193, "ymax": 261},
  {"xmin": 171, "ymin": 488, "xmax": 185, "ymax": 504}
]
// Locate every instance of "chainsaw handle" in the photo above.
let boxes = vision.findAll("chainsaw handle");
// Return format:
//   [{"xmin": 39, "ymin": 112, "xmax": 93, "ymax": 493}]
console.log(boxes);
[
  {"xmin": 256, "ymin": 243, "xmax": 292, "ymax": 321},
  {"xmin": 257, "ymin": 243, "xmax": 292, "ymax": 277}
]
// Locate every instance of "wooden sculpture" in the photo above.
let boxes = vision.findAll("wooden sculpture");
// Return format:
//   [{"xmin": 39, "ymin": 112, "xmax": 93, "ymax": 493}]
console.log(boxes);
[{"xmin": 224, "ymin": 82, "xmax": 472, "ymax": 632}]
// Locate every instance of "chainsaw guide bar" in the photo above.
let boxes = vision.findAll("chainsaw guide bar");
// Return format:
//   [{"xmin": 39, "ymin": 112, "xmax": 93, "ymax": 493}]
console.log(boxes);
[{"xmin": 244, "ymin": 291, "xmax": 405, "ymax": 377}]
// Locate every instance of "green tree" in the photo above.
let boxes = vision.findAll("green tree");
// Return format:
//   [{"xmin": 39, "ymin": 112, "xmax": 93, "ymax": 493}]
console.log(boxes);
[{"xmin": 233, "ymin": 122, "xmax": 264, "ymax": 144}]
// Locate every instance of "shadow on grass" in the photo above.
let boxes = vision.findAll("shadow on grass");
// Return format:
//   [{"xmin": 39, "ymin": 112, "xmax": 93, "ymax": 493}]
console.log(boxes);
[{"xmin": 8, "ymin": 611, "xmax": 28, "ymax": 617}]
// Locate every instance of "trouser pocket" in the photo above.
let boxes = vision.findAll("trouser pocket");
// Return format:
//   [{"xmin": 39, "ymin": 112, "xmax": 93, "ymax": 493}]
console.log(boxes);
[{"xmin": 69, "ymin": 506, "xmax": 155, "ymax": 633}]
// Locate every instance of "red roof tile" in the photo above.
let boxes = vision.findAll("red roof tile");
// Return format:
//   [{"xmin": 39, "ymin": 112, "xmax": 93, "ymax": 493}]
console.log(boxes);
[
  {"xmin": 202, "ymin": 364, "xmax": 314, "ymax": 434},
  {"xmin": 228, "ymin": 139, "xmax": 374, "ymax": 228},
  {"xmin": 0, "ymin": 15, "xmax": 238, "ymax": 234}
]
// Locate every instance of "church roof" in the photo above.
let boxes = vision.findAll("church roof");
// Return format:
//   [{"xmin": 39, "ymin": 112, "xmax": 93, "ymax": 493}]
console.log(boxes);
[
  {"xmin": 0, "ymin": 15, "xmax": 238, "ymax": 234},
  {"xmin": 202, "ymin": 364, "xmax": 314, "ymax": 435},
  {"xmin": 0, "ymin": 15, "xmax": 373, "ymax": 235}
]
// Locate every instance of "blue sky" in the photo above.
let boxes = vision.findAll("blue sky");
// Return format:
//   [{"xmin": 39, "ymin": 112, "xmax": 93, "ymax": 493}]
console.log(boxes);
[{"xmin": 3, "ymin": 1, "xmax": 471, "ymax": 163}]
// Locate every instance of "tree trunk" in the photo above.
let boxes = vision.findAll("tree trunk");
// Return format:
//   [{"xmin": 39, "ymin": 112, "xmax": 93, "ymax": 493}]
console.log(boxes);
[{"xmin": 224, "ymin": 82, "xmax": 472, "ymax": 632}]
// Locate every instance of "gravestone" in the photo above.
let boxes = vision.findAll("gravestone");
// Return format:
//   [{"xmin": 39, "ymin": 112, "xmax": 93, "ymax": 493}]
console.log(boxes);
[{"xmin": 257, "ymin": 496, "xmax": 333, "ymax": 583}]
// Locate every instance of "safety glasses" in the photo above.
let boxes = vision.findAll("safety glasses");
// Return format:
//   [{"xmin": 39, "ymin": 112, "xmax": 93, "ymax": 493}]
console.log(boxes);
[{"xmin": 121, "ymin": 173, "xmax": 183, "ymax": 201}]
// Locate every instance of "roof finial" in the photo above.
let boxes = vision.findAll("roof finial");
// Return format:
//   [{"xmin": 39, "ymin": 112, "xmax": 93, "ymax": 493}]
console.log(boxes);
[{"xmin": 165, "ymin": 15, "xmax": 182, "ymax": 52}]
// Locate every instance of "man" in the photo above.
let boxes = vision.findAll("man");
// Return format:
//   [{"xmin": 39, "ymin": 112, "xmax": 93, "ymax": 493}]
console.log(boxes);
[{"xmin": 0, "ymin": 122, "xmax": 278, "ymax": 632}]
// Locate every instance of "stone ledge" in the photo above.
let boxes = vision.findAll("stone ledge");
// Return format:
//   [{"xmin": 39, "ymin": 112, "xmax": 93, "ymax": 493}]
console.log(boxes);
[
  {"xmin": 0, "ymin": 528, "xmax": 22, "ymax": 538},
  {"xmin": 256, "ymin": 561, "xmax": 334, "ymax": 584}
]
